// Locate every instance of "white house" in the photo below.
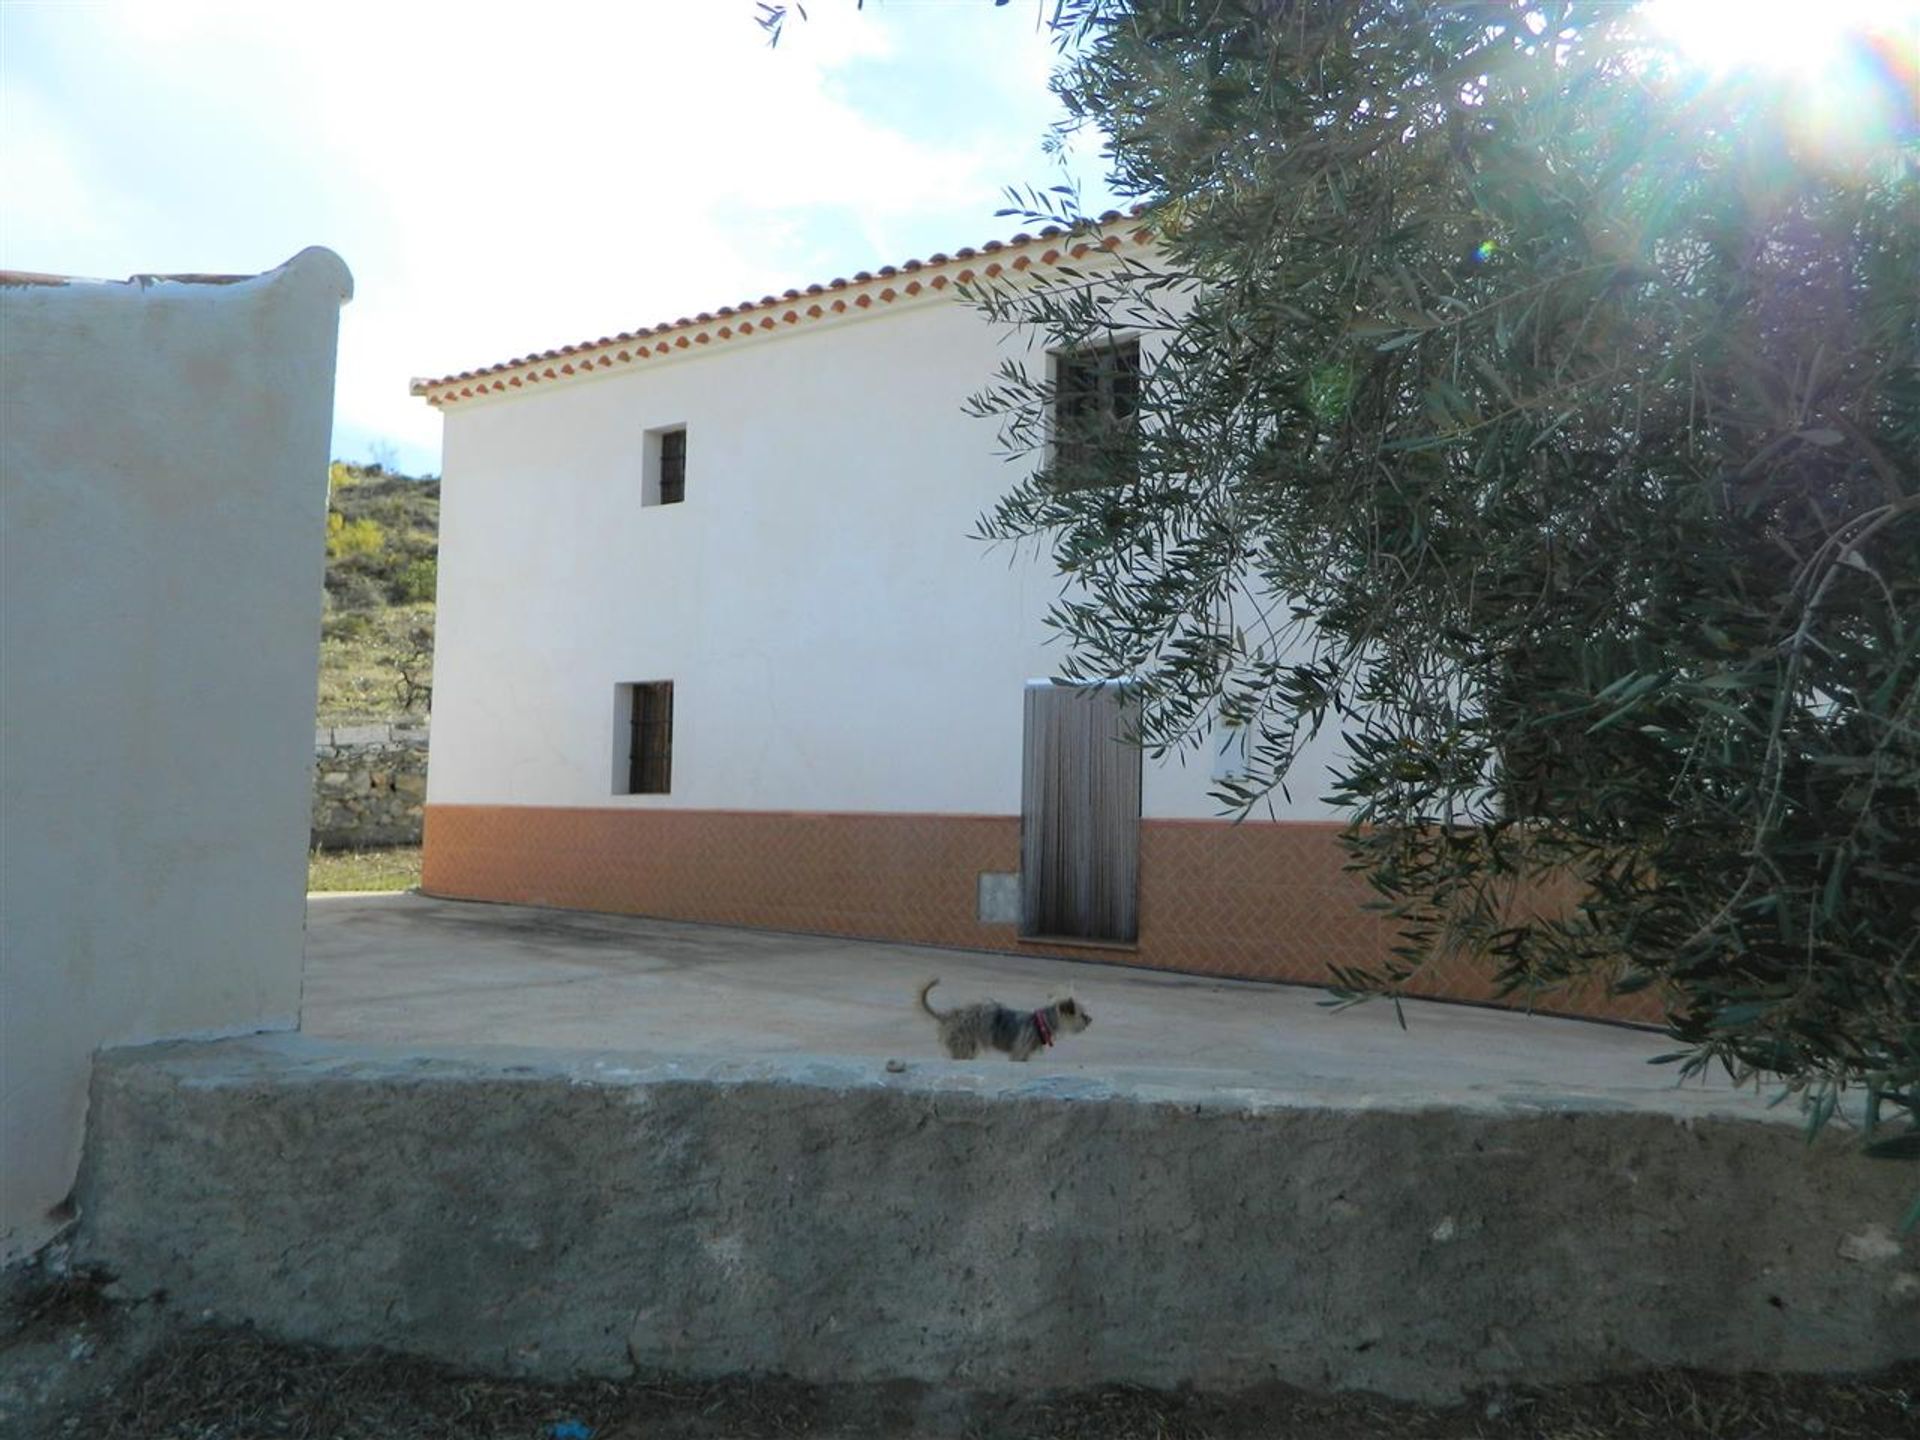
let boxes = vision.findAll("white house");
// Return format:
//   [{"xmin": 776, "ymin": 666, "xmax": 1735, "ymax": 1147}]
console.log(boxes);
[{"xmin": 411, "ymin": 216, "xmax": 1631, "ymax": 1017}]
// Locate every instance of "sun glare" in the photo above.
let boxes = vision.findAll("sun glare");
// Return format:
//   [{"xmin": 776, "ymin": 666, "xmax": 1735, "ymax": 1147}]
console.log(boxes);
[
  {"xmin": 1638, "ymin": 0, "xmax": 1919, "ymax": 166},
  {"xmin": 1640, "ymin": 0, "xmax": 1907, "ymax": 77}
]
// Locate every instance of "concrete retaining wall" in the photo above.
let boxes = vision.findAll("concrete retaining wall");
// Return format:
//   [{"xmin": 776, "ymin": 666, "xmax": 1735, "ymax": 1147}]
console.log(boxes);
[
  {"xmin": 75, "ymin": 1036, "xmax": 1918, "ymax": 1402},
  {"xmin": 313, "ymin": 722, "xmax": 428, "ymax": 849}
]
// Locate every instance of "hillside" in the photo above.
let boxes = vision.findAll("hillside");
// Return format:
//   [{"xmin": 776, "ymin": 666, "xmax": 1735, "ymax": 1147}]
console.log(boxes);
[{"xmin": 318, "ymin": 461, "xmax": 438, "ymax": 725}]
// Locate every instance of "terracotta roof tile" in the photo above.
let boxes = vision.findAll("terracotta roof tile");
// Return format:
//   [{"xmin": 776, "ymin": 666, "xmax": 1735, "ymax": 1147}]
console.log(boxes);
[{"xmin": 411, "ymin": 206, "xmax": 1151, "ymax": 402}]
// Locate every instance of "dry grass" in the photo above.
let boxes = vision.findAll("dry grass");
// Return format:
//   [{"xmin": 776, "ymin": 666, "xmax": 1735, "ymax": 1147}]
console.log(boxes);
[
  {"xmin": 307, "ymin": 846, "xmax": 421, "ymax": 893},
  {"xmin": 2, "ymin": 1265, "xmax": 114, "ymax": 1345},
  {"xmin": 48, "ymin": 1324, "xmax": 1920, "ymax": 1440},
  {"xmin": 316, "ymin": 600, "xmax": 434, "ymax": 726}
]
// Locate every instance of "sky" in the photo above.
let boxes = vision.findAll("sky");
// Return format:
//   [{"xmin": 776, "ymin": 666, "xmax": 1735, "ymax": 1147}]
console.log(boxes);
[{"xmin": 1, "ymin": 0, "xmax": 1119, "ymax": 476}]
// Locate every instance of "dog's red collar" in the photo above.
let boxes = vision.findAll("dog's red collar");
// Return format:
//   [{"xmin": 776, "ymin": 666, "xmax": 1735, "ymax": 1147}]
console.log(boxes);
[{"xmin": 1032, "ymin": 1008, "xmax": 1054, "ymax": 1048}]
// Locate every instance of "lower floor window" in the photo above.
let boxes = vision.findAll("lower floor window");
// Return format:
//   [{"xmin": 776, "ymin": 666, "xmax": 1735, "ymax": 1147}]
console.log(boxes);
[{"xmin": 624, "ymin": 681, "xmax": 674, "ymax": 794}]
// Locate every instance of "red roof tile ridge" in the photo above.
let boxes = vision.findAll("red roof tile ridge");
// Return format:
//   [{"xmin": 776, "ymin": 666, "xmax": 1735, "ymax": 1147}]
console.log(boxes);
[
  {"xmin": 3, "ymin": 267, "xmax": 253, "ymax": 288},
  {"xmin": 410, "ymin": 205, "xmax": 1153, "ymax": 402}
]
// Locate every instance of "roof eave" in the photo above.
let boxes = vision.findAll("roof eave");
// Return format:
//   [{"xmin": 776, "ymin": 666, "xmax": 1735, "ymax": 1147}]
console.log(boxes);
[{"xmin": 411, "ymin": 209, "xmax": 1156, "ymax": 409}]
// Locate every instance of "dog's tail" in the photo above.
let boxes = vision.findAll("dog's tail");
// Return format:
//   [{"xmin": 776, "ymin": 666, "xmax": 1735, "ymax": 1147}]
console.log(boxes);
[{"xmin": 918, "ymin": 978, "xmax": 944, "ymax": 1019}]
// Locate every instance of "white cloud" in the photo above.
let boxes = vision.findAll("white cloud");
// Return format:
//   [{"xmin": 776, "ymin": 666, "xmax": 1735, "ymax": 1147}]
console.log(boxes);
[{"xmin": 1, "ymin": 0, "xmax": 1105, "ymax": 472}]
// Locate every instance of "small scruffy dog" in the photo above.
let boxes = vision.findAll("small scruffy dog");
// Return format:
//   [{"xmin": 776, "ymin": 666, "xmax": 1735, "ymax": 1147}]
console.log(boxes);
[{"xmin": 918, "ymin": 978, "xmax": 1091, "ymax": 1061}]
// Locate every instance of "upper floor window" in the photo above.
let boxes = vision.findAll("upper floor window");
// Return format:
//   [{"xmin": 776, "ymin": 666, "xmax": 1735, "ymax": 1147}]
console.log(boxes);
[
  {"xmin": 1052, "ymin": 339, "xmax": 1140, "ymax": 489},
  {"xmin": 645, "ymin": 426, "xmax": 687, "ymax": 506}
]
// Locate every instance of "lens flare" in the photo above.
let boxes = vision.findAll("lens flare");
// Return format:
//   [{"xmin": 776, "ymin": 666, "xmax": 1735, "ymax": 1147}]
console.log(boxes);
[
  {"xmin": 1644, "ymin": 0, "xmax": 1891, "ymax": 74},
  {"xmin": 1637, "ymin": 0, "xmax": 1918, "ymax": 168}
]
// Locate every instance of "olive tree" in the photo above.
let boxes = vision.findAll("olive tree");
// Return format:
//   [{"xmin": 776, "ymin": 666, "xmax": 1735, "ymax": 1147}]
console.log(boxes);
[{"xmin": 965, "ymin": 0, "xmax": 1918, "ymax": 1174}]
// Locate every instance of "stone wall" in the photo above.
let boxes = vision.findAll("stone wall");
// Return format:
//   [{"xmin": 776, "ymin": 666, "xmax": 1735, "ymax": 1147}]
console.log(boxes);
[
  {"xmin": 313, "ymin": 723, "xmax": 428, "ymax": 849},
  {"xmin": 75, "ymin": 1036, "xmax": 1920, "ymax": 1404}
]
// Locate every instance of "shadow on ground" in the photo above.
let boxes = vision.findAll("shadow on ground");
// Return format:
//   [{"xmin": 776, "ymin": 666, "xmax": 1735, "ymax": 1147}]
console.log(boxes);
[{"xmin": 7, "ymin": 1267, "xmax": 1915, "ymax": 1440}]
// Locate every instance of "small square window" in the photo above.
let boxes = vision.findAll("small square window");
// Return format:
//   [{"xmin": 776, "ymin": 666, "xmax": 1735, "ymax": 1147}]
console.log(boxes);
[
  {"xmin": 620, "ymin": 681, "xmax": 674, "ymax": 794},
  {"xmin": 645, "ymin": 426, "xmax": 687, "ymax": 507},
  {"xmin": 1052, "ymin": 340, "xmax": 1140, "ymax": 489}
]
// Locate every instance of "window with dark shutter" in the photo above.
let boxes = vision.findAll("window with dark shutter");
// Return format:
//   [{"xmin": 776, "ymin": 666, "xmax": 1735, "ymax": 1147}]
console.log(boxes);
[
  {"xmin": 657, "ymin": 428, "xmax": 686, "ymax": 505},
  {"xmin": 1052, "ymin": 340, "xmax": 1140, "ymax": 489},
  {"xmin": 625, "ymin": 681, "xmax": 674, "ymax": 794}
]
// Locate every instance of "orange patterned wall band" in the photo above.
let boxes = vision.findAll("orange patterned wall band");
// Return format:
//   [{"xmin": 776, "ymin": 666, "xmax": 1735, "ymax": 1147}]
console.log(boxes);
[{"xmin": 420, "ymin": 805, "xmax": 1662, "ymax": 1026}]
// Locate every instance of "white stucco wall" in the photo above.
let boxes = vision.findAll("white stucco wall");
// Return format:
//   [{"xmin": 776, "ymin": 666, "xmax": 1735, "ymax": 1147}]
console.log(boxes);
[
  {"xmin": 0, "ymin": 248, "xmax": 352, "ymax": 1263},
  {"xmin": 428, "ymin": 282, "xmax": 1348, "ymax": 823}
]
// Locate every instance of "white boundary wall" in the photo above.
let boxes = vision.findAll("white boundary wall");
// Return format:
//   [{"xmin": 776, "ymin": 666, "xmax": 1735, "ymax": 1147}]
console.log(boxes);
[{"xmin": 0, "ymin": 249, "xmax": 352, "ymax": 1262}]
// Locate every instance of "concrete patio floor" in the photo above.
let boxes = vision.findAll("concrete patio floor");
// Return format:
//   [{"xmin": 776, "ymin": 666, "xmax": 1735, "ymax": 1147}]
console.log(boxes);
[{"xmin": 301, "ymin": 892, "xmax": 1776, "ymax": 1121}]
